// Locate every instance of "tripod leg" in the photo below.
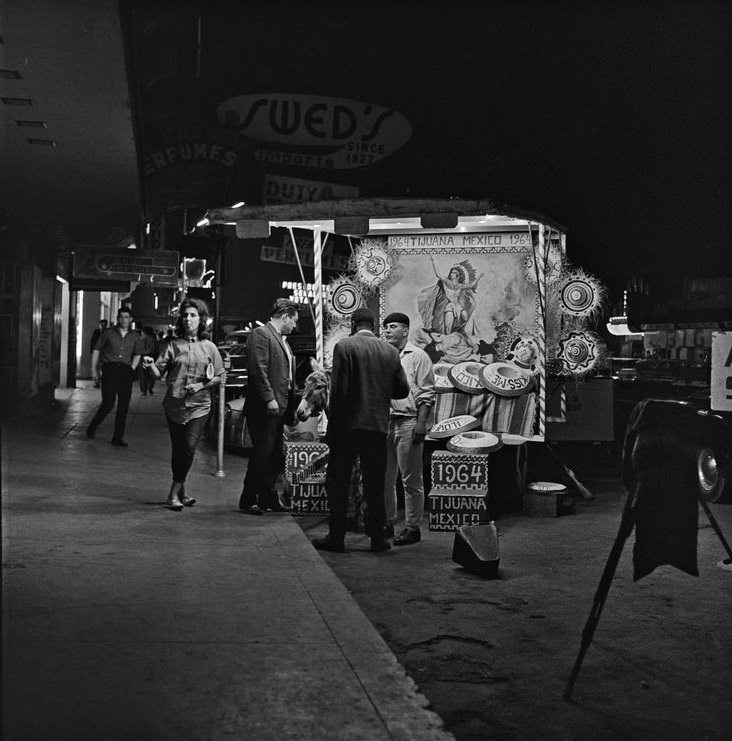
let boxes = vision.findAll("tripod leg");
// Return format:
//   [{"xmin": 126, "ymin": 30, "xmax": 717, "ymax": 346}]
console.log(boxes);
[
  {"xmin": 698, "ymin": 495, "xmax": 732, "ymax": 560},
  {"xmin": 564, "ymin": 486, "xmax": 637, "ymax": 701}
]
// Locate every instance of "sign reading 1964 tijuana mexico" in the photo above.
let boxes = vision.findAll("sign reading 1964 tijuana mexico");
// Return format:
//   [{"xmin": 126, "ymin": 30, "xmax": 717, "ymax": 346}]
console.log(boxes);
[{"xmin": 217, "ymin": 94, "xmax": 412, "ymax": 170}]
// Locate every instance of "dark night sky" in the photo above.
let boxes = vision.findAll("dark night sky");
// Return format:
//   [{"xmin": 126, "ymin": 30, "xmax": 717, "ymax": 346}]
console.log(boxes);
[{"xmin": 135, "ymin": 0, "xmax": 732, "ymax": 299}]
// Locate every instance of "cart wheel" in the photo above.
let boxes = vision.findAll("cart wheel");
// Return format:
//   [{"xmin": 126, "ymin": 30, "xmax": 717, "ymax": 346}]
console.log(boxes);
[{"xmin": 697, "ymin": 446, "xmax": 730, "ymax": 503}]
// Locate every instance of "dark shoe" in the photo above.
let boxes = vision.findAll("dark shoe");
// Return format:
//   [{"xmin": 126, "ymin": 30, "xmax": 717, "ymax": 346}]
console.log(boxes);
[
  {"xmin": 180, "ymin": 496, "xmax": 196, "ymax": 507},
  {"xmin": 394, "ymin": 528, "xmax": 421, "ymax": 546},
  {"xmin": 239, "ymin": 504, "xmax": 264, "ymax": 516},
  {"xmin": 110, "ymin": 438, "xmax": 128, "ymax": 447},
  {"xmin": 313, "ymin": 535, "xmax": 345, "ymax": 553},
  {"xmin": 370, "ymin": 538, "xmax": 392, "ymax": 553},
  {"xmin": 86, "ymin": 425, "xmax": 96, "ymax": 439},
  {"xmin": 383, "ymin": 521, "xmax": 395, "ymax": 539}
]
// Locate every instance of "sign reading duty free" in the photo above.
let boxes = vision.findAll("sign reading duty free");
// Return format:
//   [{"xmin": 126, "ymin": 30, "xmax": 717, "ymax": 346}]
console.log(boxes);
[{"xmin": 74, "ymin": 248, "xmax": 179, "ymax": 287}]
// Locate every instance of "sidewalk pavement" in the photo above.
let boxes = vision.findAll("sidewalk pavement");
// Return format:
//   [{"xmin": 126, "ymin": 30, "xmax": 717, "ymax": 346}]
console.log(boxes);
[{"xmin": 2, "ymin": 383, "xmax": 454, "ymax": 741}]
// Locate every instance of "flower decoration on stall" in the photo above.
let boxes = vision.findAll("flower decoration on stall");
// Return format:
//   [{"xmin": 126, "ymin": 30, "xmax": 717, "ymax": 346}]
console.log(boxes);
[
  {"xmin": 557, "ymin": 330, "xmax": 600, "ymax": 376},
  {"xmin": 505, "ymin": 334, "xmax": 541, "ymax": 374},
  {"xmin": 557, "ymin": 268, "xmax": 605, "ymax": 320},
  {"xmin": 352, "ymin": 237, "xmax": 394, "ymax": 291},
  {"xmin": 325, "ymin": 275, "xmax": 364, "ymax": 319}
]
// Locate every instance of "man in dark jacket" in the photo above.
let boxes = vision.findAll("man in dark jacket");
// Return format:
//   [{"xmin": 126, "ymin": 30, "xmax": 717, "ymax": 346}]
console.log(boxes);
[
  {"xmin": 313, "ymin": 308, "xmax": 409, "ymax": 553},
  {"xmin": 238, "ymin": 299, "xmax": 299, "ymax": 515}
]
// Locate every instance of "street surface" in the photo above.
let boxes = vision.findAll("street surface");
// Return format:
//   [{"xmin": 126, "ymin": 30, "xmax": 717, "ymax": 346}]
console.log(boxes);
[{"xmin": 298, "ymin": 457, "xmax": 732, "ymax": 741}]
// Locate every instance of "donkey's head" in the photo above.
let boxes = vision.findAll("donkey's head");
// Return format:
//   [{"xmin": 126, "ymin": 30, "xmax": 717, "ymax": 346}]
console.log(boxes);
[{"xmin": 296, "ymin": 357, "xmax": 331, "ymax": 422}]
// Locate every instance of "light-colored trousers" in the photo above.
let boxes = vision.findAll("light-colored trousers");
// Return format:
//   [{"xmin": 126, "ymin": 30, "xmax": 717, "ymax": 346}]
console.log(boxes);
[{"xmin": 384, "ymin": 416, "xmax": 424, "ymax": 530}]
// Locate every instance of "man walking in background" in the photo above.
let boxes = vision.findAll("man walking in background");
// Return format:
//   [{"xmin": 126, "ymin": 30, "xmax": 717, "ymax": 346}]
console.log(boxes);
[
  {"xmin": 382, "ymin": 312, "xmax": 435, "ymax": 546},
  {"xmin": 313, "ymin": 308, "xmax": 409, "ymax": 554},
  {"xmin": 89, "ymin": 319, "xmax": 108, "ymax": 387},
  {"xmin": 238, "ymin": 299, "xmax": 299, "ymax": 515},
  {"xmin": 86, "ymin": 306, "xmax": 142, "ymax": 446}
]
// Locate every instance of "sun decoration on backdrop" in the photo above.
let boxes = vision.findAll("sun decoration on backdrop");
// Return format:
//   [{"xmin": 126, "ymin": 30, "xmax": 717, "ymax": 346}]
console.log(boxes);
[
  {"xmin": 557, "ymin": 330, "xmax": 599, "ymax": 375},
  {"xmin": 325, "ymin": 275, "xmax": 364, "ymax": 319},
  {"xmin": 352, "ymin": 238, "xmax": 394, "ymax": 290},
  {"xmin": 557, "ymin": 269, "xmax": 605, "ymax": 320},
  {"xmin": 522, "ymin": 240, "xmax": 563, "ymax": 286}
]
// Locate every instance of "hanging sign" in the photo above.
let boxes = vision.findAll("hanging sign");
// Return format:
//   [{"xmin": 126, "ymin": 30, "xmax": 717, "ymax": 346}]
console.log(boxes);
[
  {"xmin": 389, "ymin": 233, "xmax": 531, "ymax": 249},
  {"xmin": 73, "ymin": 248, "xmax": 179, "ymax": 286},
  {"xmin": 263, "ymin": 174, "xmax": 359, "ymax": 204},
  {"xmin": 218, "ymin": 93, "xmax": 412, "ymax": 170}
]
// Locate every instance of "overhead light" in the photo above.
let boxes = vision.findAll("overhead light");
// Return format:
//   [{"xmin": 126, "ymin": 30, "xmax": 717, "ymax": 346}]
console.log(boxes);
[
  {"xmin": 0, "ymin": 69, "xmax": 21, "ymax": 79},
  {"xmin": 27, "ymin": 138, "xmax": 56, "ymax": 146},
  {"xmin": 16, "ymin": 120, "xmax": 47, "ymax": 128},
  {"xmin": 2, "ymin": 97, "xmax": 33, "ymax": 105},
  {"xmin": 196, "ymin": 217, "xmax": 209, "ymax": 228},
  {"xmin": 231, "ymin": 201, "xmax": 245, "ymax": 208}
]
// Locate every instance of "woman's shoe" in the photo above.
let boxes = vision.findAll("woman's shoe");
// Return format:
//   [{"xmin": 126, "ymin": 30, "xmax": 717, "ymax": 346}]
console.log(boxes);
[
  {"xmin": 180, "ymin": 496, "xmax": 196, "ymax": 507},
  {"xmin": 166, "ymin": 500, "xmax": 184, "ymax": 511}
]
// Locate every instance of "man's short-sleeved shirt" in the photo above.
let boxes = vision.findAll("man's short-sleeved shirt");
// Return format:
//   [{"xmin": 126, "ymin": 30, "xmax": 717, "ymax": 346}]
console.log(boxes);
[{"xmin": 94, "ymin": 327, "xmax": 142, "ymax": 366}]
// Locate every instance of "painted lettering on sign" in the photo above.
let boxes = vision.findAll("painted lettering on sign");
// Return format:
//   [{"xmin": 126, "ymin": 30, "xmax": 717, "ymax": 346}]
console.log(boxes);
[
  {"xmin": 219, "ymin": 94, "xmax": 411, "ymax": 170},
  {"xmin": 260, "ymin": 245, "xmax": 348, "ymax": 271},
  {"xmin": 291, "ymin": 482, "xmax": 329, "ymax": 516},
  {"xmin": 428, "ymin": 512, "xmax": 484, "ymax": 530},
  {"xmin": 388, "ymin": 233, "xmax": 530, "ymax": 249},
  {"xmin": 263, "ymin": 174, "xmax": 359, "ymax": 205},
  {"xmin": 430, "ymin": 495, "xmax": 487, "ymax": 512},
  {"xmin": 144, "ymin": 142, "xmax": 237, "ymax": 175},
  {"xmin": 433, "ymin": 462, "xmax": 486, "ymax": 487}
]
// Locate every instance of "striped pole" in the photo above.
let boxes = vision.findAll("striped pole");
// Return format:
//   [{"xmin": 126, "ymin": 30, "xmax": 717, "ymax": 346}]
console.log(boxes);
[
  {"xmin": 536, "ymin": 225, "xmax": 547, "ymax": 439},
  {"xmin": 313, "ymin": 228, "xmax": 324, "ymax": 366}
]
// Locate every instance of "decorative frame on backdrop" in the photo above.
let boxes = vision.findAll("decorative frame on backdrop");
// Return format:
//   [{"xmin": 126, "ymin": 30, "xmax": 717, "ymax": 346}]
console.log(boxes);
[{"xmin": 379, "ymin": 237, "xmax": 544, "ymax": 440}]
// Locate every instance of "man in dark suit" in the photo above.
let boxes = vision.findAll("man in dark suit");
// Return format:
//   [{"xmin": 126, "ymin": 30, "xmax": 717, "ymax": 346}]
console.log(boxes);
[
  {"xmin": 313, "ymin": 308, "xmax": 409, "ymax": 553},
  {"xmin": 238, "ymin": 299, "xmax": 299, "ymax": 515}
]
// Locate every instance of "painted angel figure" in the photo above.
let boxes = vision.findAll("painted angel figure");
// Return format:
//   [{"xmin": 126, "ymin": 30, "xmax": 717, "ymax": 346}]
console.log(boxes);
[{"xmin": 418, "ymin": 256, "xmax": 485, "ymax": 336}]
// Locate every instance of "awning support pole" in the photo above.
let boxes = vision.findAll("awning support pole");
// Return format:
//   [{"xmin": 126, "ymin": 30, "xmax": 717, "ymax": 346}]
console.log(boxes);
[{"xmin": 314, "ymin": 229, "xmax": 324, "ymax": 366}]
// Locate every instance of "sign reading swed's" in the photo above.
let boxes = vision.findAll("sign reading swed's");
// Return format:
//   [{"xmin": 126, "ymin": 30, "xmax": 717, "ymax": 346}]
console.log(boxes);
[
  {"xmin": 217, "ymin": 93, "xmax": 412, "ymax": 170},
  {"xmin": 710, "ymin": 332, "xmax": 732, "ymax": 412}
]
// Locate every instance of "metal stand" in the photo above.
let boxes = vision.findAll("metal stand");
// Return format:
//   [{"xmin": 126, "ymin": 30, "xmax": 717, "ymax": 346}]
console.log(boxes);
[
  {"xmin": 564, "ymin": 485, "xmax": 637, "ymax": 701},
  {"xmin": 215, "ymin": 377, "xmax": 227, "ymax": 477},
  {"xmin": 564, "ymin": 485, "xmax": 731, "ymax": 701}
]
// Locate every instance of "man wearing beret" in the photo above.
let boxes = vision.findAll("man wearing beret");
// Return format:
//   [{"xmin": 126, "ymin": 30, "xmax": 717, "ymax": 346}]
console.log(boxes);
[
  {"xmin": 313, "ymin": 308, "xmax": 409, "ymax": 553},
  {"xmin": 382, "ymin": 312, "xmax": 436, "ymax": 545}
]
